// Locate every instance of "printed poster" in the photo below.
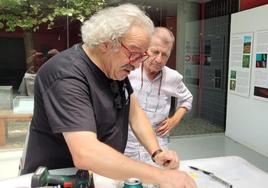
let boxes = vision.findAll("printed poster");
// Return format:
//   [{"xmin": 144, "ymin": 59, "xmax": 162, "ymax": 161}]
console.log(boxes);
[
  {"xmin": 228, "ymin": 33, "xmax": 253, "ymax": 97},
  {"xmin": 252, "ymin": 30, "xmax": 268, "ymax": 101}
]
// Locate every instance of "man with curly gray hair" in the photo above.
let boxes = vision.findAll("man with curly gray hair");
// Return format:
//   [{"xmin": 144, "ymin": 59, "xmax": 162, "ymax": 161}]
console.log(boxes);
[{"xmin": 22, "ymin": 3, "xmax": 196, "ymax": 188}]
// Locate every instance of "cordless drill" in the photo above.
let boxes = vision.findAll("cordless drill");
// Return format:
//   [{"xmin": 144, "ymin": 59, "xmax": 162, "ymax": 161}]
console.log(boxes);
[{"xmin": 31, "ymin": 166, "xmax": 94, "ymax": 188}]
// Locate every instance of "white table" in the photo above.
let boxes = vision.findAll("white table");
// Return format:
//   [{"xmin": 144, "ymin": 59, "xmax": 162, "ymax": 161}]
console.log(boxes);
[
  {"xmin": 180, "ymin": 156, "xmax": 268, "ymax": 188},
  {"xmin": 0, "ymin": 156, "xmax": 267, "ymax": 188}
]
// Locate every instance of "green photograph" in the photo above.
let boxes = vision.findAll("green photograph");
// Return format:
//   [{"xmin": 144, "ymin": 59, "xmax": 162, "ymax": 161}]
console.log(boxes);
[
  {"xmin": 242, "ymin": 55, "xmax": 250, "ymax": 68},
  {"xmin": 230, "ymin": 80, "xmax": 236, "ymax": 91},
  {"xmin": 230, "ymin": 70, "xmax": 236, "ymax": 79}
]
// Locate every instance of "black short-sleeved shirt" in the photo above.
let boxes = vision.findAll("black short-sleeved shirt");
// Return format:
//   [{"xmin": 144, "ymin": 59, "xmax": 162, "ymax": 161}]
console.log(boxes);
[{"xmin": 22, "ymin": 44, "xmax": 133, "ymax": 174}]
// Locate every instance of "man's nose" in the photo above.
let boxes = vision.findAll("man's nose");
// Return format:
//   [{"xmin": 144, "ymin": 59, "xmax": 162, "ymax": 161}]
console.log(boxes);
[{"xmin": 155, "ymin": 53, "xmax": 163, "ymax": 63}]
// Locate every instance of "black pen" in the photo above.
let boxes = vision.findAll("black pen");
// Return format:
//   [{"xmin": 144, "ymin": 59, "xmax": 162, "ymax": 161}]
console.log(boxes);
[{"xmin": 189, "ymin": 166, "xmax": 233, "ymax": 188}]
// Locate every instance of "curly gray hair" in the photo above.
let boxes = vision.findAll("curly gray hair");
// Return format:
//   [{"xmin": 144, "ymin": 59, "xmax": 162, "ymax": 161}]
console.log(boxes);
[{"xmin": 81, "ymin": 3, "xmax": 154, "ymax": 48}]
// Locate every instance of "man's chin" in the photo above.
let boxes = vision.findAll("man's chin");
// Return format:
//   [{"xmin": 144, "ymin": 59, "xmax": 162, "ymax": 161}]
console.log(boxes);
[
  {"xmin": 121, "ymin": 70, "xmax": 132, "ymax": 79},
  {"xmin": 115, "ymin": 74, "xmax": 127, "ymax": 81},
  {"xmin": 151, "ymin": 67, "xmax": 162, "ymax": 73}
]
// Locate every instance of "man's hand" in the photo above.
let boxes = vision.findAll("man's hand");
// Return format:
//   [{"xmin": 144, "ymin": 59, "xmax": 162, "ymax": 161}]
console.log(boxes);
[
  {"xmin": 156, "ymin": 118, "xmax": 176, "ymax": 137},
  {"xmin": 160, "ymin": 169, "xmax": 197, "ymax": 188},
  {"xmin": 153, "ymin": 149, "xmax": 180, "ymax": 169}
]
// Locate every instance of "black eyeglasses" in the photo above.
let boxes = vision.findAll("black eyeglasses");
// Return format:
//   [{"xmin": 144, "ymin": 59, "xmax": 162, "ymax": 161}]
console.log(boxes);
[
  {"xmin": 110, "ymin": 81, "xmax": 129, "ymax": 109},
  {"xmin": 121, "ymin": 42, "xmax": 149, "ymax": 64}
]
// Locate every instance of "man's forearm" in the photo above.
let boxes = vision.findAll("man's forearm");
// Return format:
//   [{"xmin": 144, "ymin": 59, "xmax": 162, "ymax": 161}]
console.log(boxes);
[
  {"xmin": 170, "ymin": 107, "xmax": 187, "ymax": 128},
  {"xmin": 64, "ymin": 132, "xmax": 163, "ymax": 183}
]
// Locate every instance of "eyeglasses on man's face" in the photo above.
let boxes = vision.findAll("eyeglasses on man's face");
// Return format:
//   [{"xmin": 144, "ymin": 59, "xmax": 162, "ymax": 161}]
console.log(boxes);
[{"xmin": 121, "ymin": 42, "xmax": 149, "ymax": 64}]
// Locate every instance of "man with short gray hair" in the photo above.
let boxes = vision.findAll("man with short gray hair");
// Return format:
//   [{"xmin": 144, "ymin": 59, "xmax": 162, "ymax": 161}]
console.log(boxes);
[{"xmin": 125, "ymin": 27, "xmax": 193, "ymax": 165}]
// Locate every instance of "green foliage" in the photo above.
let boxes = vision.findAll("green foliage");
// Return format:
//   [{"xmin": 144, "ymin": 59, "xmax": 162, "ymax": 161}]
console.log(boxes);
[{"xmin": 0, "ymin": 0, "xmax": 106, "ymax": 31}]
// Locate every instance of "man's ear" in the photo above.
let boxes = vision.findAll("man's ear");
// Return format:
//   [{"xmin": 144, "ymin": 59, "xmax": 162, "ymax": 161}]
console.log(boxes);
[{"xmin": 99, "ymin": 42, "xmax": 112, "ymax": 53}]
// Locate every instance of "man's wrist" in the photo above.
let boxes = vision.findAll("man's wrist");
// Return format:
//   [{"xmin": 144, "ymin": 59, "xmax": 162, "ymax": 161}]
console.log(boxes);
[{"xmin": 151, "ymin": 149, "xmax": 163, "ymax": 162}]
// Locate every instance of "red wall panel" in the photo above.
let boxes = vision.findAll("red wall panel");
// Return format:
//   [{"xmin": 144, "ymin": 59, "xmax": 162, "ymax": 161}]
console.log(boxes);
[{"xmin": 240, "ymin": 0, "xmax": 268, "ymax": 11}]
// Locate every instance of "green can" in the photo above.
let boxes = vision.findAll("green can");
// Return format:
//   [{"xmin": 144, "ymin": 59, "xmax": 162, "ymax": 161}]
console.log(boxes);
[{"xmin": 123, "ymin": 178, "xmax": 143, "ymax": 188}]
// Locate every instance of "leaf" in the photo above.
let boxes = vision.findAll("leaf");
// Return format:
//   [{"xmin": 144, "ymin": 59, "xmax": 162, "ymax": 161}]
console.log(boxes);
[
  {"xmin": 0, "ymin": 0, "xmax": 106, "ymax": 31},
  {"xmin": 41, "ymin": 18, "xmax": 48, "ymax": 22}
]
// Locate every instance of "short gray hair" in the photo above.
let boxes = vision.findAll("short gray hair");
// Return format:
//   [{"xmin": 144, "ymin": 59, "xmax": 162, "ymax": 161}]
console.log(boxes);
[
  {"xmin": 154, "ymin": 27, "xmax": 175, "ymax": 49},
  {"xmin": 81, "ymin": 4, "xmax": 154, "ymax": 48}
]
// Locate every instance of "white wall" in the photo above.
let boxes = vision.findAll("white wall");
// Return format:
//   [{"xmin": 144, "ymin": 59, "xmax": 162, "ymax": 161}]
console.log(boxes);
[{"xmin": 226, "ymin": 4, "xmax": 268, "ymax": 157}]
